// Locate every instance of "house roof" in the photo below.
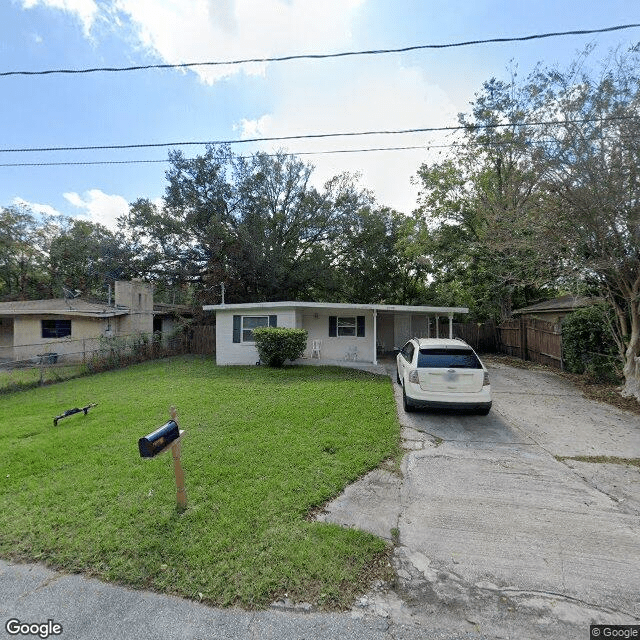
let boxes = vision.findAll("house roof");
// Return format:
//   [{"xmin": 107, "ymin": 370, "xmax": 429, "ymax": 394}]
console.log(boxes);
[
  {"xmin": 512, "ymin": 295, "xmax": 599, "ymax": 315},
  {"xmin": 203, "ymin": 301, "xmax": 469, "ymax": 315},
  {"xmin": 0, "ymin": 298, "xmax": 129, "ymax": 318}
]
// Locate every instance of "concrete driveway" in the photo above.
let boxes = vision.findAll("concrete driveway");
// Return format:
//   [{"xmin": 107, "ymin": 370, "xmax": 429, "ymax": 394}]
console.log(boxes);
[{"xmin": 318, "ymin": 361, "xmax": 640, "ymax": 639}]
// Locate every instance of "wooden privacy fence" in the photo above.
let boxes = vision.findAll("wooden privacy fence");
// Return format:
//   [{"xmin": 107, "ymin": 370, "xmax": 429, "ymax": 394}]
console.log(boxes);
[
  {"xmin": 452, "ymin": 321, "xmax": 499, "ymax": 353},
  {"xmin": 453, "ymin": 318, "xmax": 563, "ymax": 370},
  {"xmin": 498, "ymin": 317, "xmax": 563, "ymax": 369},
  {"xmin": 188, "ymin": 325, "xmax": 216, "ymax": 355}
]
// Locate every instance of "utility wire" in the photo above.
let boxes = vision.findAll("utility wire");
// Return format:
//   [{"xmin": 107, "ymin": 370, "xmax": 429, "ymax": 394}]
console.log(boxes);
[
  {"xmin": 1, "ymin": 24, "xmax": 639, "ymax": 78},
  {"xmin": 0, "ymin": 146, "xmax": 430, "ymax": 167},
  {"xmin": 0, "ymin": 115, "xmax": 635, "ymax": 154},
  {"xmin": 1, "ymin": 136, "xmax": 627, "ymax": 168}
]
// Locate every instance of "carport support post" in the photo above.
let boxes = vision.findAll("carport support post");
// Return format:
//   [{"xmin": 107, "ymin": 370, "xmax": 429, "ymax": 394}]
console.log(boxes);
[
  {"xmin": 435, "ymin": 316, "xmax": 439, "ymax": 339},
  {"xmin": 448, "ymin": 314, "xmax": 453, "ymax": 339},
  {"xmin": 373, "ymin": 309, "xmax": 377, "ymax": 365}
]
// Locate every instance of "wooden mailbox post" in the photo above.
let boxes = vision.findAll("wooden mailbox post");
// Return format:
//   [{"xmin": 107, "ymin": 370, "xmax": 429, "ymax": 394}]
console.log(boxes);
[{"xmin": 138, "ymin": 406, "xmax": 187, "ymax": 511}]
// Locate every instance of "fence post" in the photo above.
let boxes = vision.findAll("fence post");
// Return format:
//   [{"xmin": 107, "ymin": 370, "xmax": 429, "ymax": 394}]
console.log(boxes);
[{"xmin": 520, "ymin": 317, "xmax": 528, "ymax": 361}]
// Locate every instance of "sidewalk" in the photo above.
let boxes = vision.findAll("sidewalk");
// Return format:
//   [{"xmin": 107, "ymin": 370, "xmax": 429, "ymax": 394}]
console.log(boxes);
[{"xmin": 0, "ymin": 559, "xmax": 483, "ymax": 640}]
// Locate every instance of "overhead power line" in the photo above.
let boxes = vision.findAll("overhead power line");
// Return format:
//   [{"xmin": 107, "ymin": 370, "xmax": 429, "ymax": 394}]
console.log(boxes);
[
  {"xmin": 1, "ymin": 135, "xmax": 631, "ymax": 169},
  {"xmin": 0, "ymin": 146, "xmax": 430, "ymax": 167},
  {"xmin": 0, "ymin": 115, "xmax": 635, "ymax": 154},
  {"xmin": 1, "ymin": 23, "xmax": 639, "ymax": 78}
]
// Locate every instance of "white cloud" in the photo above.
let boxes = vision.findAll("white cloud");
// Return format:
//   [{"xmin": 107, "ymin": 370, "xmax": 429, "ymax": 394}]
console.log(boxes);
[
  {"xmin": 236, "ymin": 62, "xmax": 460, "ymax": 213},
  {"xmin": 63, "ymin": 189, "xmax": 129, "ymax": 230},
  {"xmin": 236, "ymin": 115, "xmax": 273, "ymax": 139},
  {"xmin": 109, "ymin": 0, "xmax": 366, "ymax": 84},
  {"xmin": 13, "ymin": 197, "xmax": 64, "ymax": 217},
  {"xmin": 21, "ymin": 0, "xmax": 99, "ymax": 36}
]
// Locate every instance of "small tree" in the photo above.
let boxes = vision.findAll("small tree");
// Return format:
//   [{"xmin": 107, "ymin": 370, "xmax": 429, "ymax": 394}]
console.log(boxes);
[{"xmin": 253, "ymin": 327, "xmax": 308, "ymax": 367}]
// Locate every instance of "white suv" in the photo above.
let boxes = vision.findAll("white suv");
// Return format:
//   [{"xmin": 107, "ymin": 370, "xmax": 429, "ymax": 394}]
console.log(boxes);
[{"xmin": 396, "ymin": 338, "xmax": 492, "ymax": 414}]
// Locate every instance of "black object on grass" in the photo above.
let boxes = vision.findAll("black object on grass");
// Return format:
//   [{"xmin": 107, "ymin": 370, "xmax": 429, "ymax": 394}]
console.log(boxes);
[{"xmin": 53, "ymin": 403, "xmax": 97, "ymax": 426}]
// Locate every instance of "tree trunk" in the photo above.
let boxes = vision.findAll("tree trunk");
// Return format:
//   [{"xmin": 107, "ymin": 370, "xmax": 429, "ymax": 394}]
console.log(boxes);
[{"xmin": 620, "ymin": 301, "xmax": 640, "ymax": 401}]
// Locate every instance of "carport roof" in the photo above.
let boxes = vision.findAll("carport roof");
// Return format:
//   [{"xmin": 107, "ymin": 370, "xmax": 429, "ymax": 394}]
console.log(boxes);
[{"xmin": 203, "ymin": 301, "xmax": 468, "ymax": 315}]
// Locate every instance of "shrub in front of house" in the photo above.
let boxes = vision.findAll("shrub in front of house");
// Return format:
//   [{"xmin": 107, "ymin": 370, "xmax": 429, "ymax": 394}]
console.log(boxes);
[
  {"xmin": 253, "ymin": 327, "xmax": 308, "ymax": 367},
  {"xmin": 562, "ymin": 304, "xmax": 620, "ymax": 383}
]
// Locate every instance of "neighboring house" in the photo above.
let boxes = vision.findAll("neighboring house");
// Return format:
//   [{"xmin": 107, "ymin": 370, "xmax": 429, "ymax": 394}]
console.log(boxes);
[
  {"xmin": 512, "ymin": 294, "xmax": 601, "ymax": 326},
  {"xmin": 152, "ymin": 302, "xmax": 193, "ymax": 336},
  {"xmin": 203, "ymin": 301, "xmax": 469, "ymax": 366},
  {"xmin": 0, "ymin": 280, "xmax": 157, "ymax": 364}
]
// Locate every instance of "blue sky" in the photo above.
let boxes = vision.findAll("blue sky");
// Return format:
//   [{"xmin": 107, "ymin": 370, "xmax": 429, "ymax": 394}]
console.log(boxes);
[{"xmin": 1, "ymin": 0, "xmax": 639, "ymax": 229}]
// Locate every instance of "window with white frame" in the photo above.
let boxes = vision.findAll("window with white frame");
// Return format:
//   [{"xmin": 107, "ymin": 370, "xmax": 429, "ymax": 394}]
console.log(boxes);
[
  {"xmin": 242, "ymin": 316, "xmax": 269, "ymax": 342},
  {"xmin": 232, "ymin": 314, "xmax": 277, "ymax": 343},
  {"xmin": 328, "ymin": 315, "xmax": 365, "ymax": 338},
  {"xmin": 337, "ymin": 316, "xmax": 356, "ymax": 336}
]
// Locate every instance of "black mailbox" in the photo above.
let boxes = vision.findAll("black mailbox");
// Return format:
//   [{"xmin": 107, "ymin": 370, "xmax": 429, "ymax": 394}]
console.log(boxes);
[{"xmin": 138, "ymin": 420, "xmax": 180, "ymax": 458}]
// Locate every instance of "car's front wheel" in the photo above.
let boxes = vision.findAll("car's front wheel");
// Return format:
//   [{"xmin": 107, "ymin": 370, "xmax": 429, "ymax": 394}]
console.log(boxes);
[
  {"xmin": 396, "ymin": 367, "xmax": 401, "ymax": 385},
  {"xmin": 402, "ymin": 385, "xmax": 415, "ymax": 412}
]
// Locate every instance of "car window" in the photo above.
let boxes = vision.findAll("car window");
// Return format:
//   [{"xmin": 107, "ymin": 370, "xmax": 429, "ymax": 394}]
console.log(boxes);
[
  {"xmin": 402, "ymin": 342, "xmax": 415, "ymax": 362},
  {"xmin": 417, "ymin": 348, "xmax": 482, "ymax": 369}
]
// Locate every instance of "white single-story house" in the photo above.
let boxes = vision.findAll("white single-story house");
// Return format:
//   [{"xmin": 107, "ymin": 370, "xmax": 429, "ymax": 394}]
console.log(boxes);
[{"xmin": 202, "ymin": 301, "xmax": 469, "ymax": 366}]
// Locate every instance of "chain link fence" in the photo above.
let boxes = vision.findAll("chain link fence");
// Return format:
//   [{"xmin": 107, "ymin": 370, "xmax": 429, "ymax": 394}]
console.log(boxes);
[{"xmin": 0, "ymin": 330, "xmax": 194, "ymax": 394}]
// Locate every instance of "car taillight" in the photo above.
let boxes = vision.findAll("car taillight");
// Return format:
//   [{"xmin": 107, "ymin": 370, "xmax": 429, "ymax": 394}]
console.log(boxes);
[
  {"xmin": 408, "ymin": 369, "xmax": 419, "ymax": 384},
  {"xmin": 483, "ymin": 371, "xmax": 490, "ymax": 386}
]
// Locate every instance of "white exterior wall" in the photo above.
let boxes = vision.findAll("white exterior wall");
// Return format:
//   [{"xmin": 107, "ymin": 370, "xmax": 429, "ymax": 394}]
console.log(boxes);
[
  {"xmin": 301, "ymin": 311, "xmax": 374, "ymax": 363},
  {"xmin": 216, "ymin": 308, "xmax": 298, "ymax": 365}
]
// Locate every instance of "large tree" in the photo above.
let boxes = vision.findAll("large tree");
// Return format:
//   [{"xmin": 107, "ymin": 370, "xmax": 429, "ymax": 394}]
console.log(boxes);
[
  {"xmin": 0, "ymin": 205, "xmax": 50, "ymax": 300},
  {"xmin": 330, "ymin": 205, "xmax": 429, "ymax": 305},
  {"xmin": 413, "ymin": 77, "xmax": 558, "ymax": 321},
  {"xmin": 528, "ymin": 48, "xmax": 640, "ymax": 399},
  {"xmin": 413, "ymin": 47, "xmax": 640, "ymax": 399},
  {"xmin": 48, "ymin": 217, "xmax": 137, "ymax": 298},
  {"xmin": 120, "ymin": 146, "xmax": 375, "ymax": 304}
]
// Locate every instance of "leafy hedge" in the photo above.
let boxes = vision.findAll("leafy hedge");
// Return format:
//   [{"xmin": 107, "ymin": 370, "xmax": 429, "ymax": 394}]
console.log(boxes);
[
  {"xmin": 562, "ymin": 305, "xmax": 620, "ymax": 382},
  {"xmin": 253, "ymin": 327, "xmax": 309, "ymax": 367}
]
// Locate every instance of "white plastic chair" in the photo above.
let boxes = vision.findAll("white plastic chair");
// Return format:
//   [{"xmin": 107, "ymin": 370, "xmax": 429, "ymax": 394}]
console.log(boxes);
[
  {"xmin": 345, "ymin": 345, "xmax": 358, "ymax": 361},
  {"xmin": 311, "ymin": 339, "xmax": 322, "ymax": 359}
]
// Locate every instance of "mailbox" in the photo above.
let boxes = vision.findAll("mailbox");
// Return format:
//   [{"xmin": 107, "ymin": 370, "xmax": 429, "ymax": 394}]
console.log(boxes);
[{"xmin": 138, "ymin": 420, "xmax": 180, "ymax": 458}]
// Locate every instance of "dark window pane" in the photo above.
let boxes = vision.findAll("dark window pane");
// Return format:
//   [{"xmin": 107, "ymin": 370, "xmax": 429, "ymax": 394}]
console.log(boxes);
[
  {"xmin": 417, "ymin": 348, "xmax": 481, "ymax": 369},
  {"xmin": 41, "ymin": 319, "xmax": 71, "ymax": 338}
]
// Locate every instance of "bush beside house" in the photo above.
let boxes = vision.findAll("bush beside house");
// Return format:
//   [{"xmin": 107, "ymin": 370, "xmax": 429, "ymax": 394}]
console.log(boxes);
[{"xmin": 253, "ymin": 327, "xmax": 308, "ymax": 367}]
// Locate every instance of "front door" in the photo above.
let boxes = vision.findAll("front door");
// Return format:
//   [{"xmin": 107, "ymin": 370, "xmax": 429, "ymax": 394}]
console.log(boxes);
[{"xmin": 394, "ymin": 314, "xmax": 412, "ymax": 350}]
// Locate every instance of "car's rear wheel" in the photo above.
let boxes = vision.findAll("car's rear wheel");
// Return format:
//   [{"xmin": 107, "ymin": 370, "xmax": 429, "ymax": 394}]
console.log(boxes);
[{"xmin": 402, "ymin": 385, "xmax": 415, "ymax": 412}]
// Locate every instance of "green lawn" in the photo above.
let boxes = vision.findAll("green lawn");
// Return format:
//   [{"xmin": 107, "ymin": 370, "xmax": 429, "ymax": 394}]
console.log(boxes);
[{"xmin": 0, "ymin": 356, "xmax": 401, "ymax": 608}]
